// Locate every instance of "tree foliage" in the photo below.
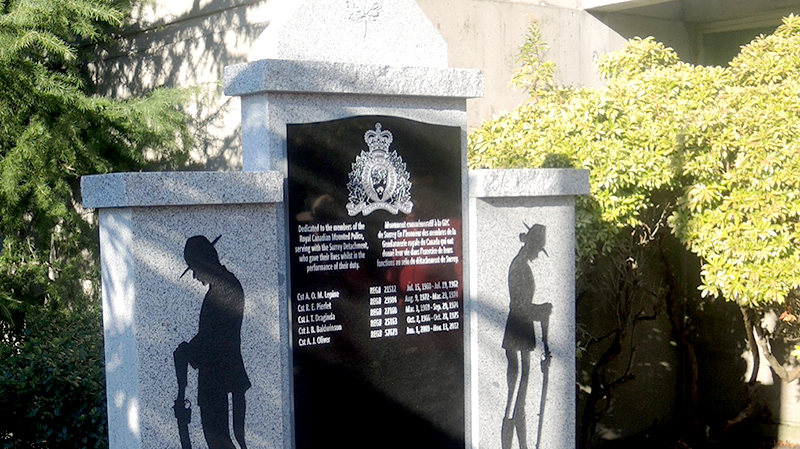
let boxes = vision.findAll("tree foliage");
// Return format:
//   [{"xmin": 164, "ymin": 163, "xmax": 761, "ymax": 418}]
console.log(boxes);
[
  {"xmin": 670, "ymin": 20, "xmax": 800, "ymax": 307},
  {"xmin": 0, "ymin": 0, "xmax": 192, "ymax": 331},
  {"xmin": 0, "ymin": 308, "xmax": 106, "ymax": 448},
  {"xmin": 0, "ymin": 0, "xmax": 193, "ymax": 446},
  {"xmin": 471, "ymin": 34, "xmax": 707, "ymax": 263},
  {"xmin": 508, "ymin": 19, "xmax": 555, "ymax": 98},
  {"xmin": 469, "ymin": 17, "xmax": 800, "ymax": 441},
  {"xmin": 469, "ymin": 15, "xmax": 800, "ymax": 333}
]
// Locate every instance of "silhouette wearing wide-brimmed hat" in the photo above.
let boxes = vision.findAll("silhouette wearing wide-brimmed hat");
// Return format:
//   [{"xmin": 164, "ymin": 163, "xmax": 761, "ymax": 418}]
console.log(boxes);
[
  {"xmin": 173, "ymin": 235, "xmax": 251, "ymax": 449},
  {"xmin": 501, "ymin": 223, "xmax": 552, "ymax": 449}
]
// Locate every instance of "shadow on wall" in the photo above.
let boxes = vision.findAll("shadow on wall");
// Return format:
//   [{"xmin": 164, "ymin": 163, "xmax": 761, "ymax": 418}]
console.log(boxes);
[
  {"xmin": 587, "ymin": 1, "xmax": 789, "ymax": 66},
  {"xmin": 101, "ymin": 203, "xmax": 287, "ymax": 448},
  {"xmin": 90, "ymin": 0, "xmax": 272, "ymax": 170}
]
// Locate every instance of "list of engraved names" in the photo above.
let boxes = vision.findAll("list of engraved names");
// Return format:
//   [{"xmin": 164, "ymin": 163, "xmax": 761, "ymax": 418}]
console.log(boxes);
[
  {"xmin": 292, "ymin": 219, "xmax": 461, "ymax": 347},
  {"xmin": 295, "ymin": 289, "xmax": 343, "ymax": 347}
]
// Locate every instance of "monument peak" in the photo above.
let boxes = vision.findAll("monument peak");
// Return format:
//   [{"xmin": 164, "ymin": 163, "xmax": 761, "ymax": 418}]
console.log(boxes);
[{"xmin": 251, "ymin": 0, "xmax": 448, "ymax": 67}]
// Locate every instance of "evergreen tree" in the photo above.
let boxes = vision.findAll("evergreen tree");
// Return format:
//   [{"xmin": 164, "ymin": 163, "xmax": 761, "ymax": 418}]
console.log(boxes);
[{"xmin": 0, "ymin": 0, "xmax": 192, "ymax": 446}]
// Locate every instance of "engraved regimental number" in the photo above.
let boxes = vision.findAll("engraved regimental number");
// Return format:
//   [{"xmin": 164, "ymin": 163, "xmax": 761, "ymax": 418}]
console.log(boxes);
[{"xmin": 369, "ymin": 281, "xmax": 460, "ymax": 340}]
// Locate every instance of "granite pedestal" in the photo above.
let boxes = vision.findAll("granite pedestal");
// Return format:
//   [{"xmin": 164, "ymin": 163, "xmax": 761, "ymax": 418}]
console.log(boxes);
[
  {"xmin": 469, "ymin": 168, "xmax": 589, "ymax": 449},
  {"xmin": 81, "ymin": 172, "xmax": 285, "ymax": 449}
]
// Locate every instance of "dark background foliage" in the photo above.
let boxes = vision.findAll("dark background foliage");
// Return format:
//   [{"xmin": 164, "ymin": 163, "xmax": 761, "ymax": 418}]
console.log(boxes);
[{"xmin": 0, "ymin": 309, "xmax": 106, "ymax": 448}]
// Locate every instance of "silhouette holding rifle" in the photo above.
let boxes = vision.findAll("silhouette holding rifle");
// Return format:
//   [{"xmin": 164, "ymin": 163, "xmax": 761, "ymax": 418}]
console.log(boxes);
[
  {"xmin": 174, "ymin": 235, "xmax": 251, "ymax": 449},
  {"xmin": 501, "ymin": 224, "xmax": 551, "ymax": 449}
]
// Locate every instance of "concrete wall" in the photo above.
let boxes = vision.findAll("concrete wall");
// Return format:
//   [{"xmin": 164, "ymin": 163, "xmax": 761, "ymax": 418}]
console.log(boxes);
[
  {"xmin": 588, "ymin": 11, "xmax": 692, "ymax": 60},
  {"xmin": 92, "ymin": 0, "xmax": 272, "ymax": 170},
  {"xmin": 93, "ymin": 0, "xmax": 638, "ymax": 169},
  {"xmin": 685, "ymin": 0, "xmax": 800, "ymax": 24},
  {"xmin": 417, "ymin": 1, "xmax": 626, "ymax": 127}
]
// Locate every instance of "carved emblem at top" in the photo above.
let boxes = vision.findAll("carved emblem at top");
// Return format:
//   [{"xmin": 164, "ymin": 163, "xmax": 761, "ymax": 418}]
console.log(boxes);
[
  {"xmin": 346, "ymin": 0, "xmax": 383, "ymax": 37},
  {"xmin": 346, "ymin": 123, "xmax": 413, "ymax": 217}
]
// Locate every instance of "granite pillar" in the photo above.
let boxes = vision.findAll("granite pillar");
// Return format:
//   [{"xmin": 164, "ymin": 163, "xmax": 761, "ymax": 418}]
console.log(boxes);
[
  {"xmin": 81, "ymin": 172, "xmax": 285, "ymax": 449},
  {"xmin": 469, "ymin": 168, "xmax": 589, "ymax": 449}
]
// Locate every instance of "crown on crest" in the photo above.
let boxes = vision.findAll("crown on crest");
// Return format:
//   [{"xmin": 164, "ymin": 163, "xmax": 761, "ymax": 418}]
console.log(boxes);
[{"xmin": 364, "ymin": 123, "xmax": 393, "ymax": 156}]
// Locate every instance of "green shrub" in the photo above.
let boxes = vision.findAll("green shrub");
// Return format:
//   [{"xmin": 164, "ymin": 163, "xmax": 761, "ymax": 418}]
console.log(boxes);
[
  {"xmin": 469, "ymin": 15, "xmax": 800, "ymax": 381},
  {"xmin": 0, "ymin": 308, "xmax": 106, "ymax": 448}
]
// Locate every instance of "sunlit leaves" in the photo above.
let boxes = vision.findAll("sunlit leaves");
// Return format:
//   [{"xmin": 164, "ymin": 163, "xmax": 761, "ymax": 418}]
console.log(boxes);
[
  {"xmin": 0, "ymin": 0, "xmax": 193, "ymax": 340},
  {"xmin": 509, "ymin": 19, "xmax": 555, "ymax": 97},
  {"xmin": 470, "ymin": 37, "xmax": 697, "ymax": 263},
  {"xmin": 685, "ymin": 183, "xmax": 724, "ymax": 212},
  {"xmin": 468, "ymin": 16, "xmax": 800, "ymax": 318},
  {"xmin": 596, "ymin": 36, "xmax": 680, "ymax": 81},
  {"xmin": 673, "ymin": 17, "xmax": 800, "ymax": 309}
]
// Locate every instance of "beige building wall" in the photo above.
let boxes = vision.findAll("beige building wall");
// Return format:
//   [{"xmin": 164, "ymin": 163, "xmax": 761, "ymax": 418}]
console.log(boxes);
[
  {"xmin": 419, "ymin": 1, "xmax": 617, "ymax": 126},
  {"xmin": 93, "ymin": 0, "xmax": 270, "ymax": 169},
  {"xmin": 93, "ymin": 0, "xmax": 642, "ymax": 170},
  {"xmin": 92, "ymin": 0, "xmax": 793, "ymax": 168}
]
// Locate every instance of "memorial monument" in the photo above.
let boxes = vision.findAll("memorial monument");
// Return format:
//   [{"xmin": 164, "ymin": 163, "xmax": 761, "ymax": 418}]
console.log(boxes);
[
  {"xmin": 222, "ymin": 1, "xmax": 482, "ymax": 447},
  {"xmin": 82, "ymin": 1, "xmax": 588, "ymax": 448}
]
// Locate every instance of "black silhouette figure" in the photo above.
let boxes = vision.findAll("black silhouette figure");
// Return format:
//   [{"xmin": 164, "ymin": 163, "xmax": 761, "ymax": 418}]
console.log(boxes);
[
  {"xmin": 501, "ymin": 224, "xmax": 552, "ymax": 449},
  {"xmin": 173, "ymin": 235, "xmax": 251, "ymax": 449}
]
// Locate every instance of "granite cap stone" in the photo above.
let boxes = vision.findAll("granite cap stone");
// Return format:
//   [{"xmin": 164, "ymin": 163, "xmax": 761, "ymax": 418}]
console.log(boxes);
[
  {"xmin": 470, "ymin": 169, "xmax": 590, "ymax": 198},
  {"xmin": 251, "ymin": 0, "xmax": 447, "ymax": 68},
  {"xmin": 81, "ymin": 171, "xmax": 283, "ymax": 209},
  {"xmin": 224, "ymin": 59, "xmax": 484, "ymax": 98}
]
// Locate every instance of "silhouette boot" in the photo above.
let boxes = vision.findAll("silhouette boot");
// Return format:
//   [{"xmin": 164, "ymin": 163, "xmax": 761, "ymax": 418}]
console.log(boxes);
[
  {"xmin": 501, "ymin": 417, "xmax": 514, "ymax": 449},
  {"xmin": 515, "ymin": 409, "xmax": 528, "ymax": 449}
]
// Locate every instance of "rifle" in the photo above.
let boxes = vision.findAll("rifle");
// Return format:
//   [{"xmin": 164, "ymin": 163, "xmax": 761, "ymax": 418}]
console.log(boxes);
[
  {"xmin": 535, "ymin": 304, "xmax": 552, "ymax": 449},
  {"xmin": 536, "ymin": 349, "xmax": 550, "ymax": 449},
  {"xmin": 174, "ymin": 342, "xmax": 192, "ymax": 449}
]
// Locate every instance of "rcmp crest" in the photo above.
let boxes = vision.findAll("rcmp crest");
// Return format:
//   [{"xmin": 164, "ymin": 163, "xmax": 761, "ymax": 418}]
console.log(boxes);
[{"xmin": 346, "ymin": 123, "xmax": 413, "ymax": 216}]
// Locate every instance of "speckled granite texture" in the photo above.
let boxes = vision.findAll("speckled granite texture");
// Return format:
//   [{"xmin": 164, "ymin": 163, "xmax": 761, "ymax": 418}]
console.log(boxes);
[
  {"xmin": 470, "ymin": 168, "xmax": 590, "ymax": 199},
  {"xmin": 224, "ymin": 63, "xmax": 482, "ymax": 173},
  {"xmin": 236, "ymin": 92, "xmax": 477, "ymax": 174},
  {"xmin": 85, "ymin": 172, "xmax": 288, "ymax": 449},
  {"xmin": 81, "ymin": 171, "xmax": 282, "ymax": 209},
  {"xmin": 224, "ymin": 60, "xmax": 484, "ymax": 99},
  {"xmin": 469, "ymin": 169, "xmax": 588, "ymax": 449},
  {"xmin": 223, "ymin": 3, "xmax": 482, "ymax": 175},
  {"xmin": 249, "ymin": 0, "xmax": 447, "ymax": 67}
]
